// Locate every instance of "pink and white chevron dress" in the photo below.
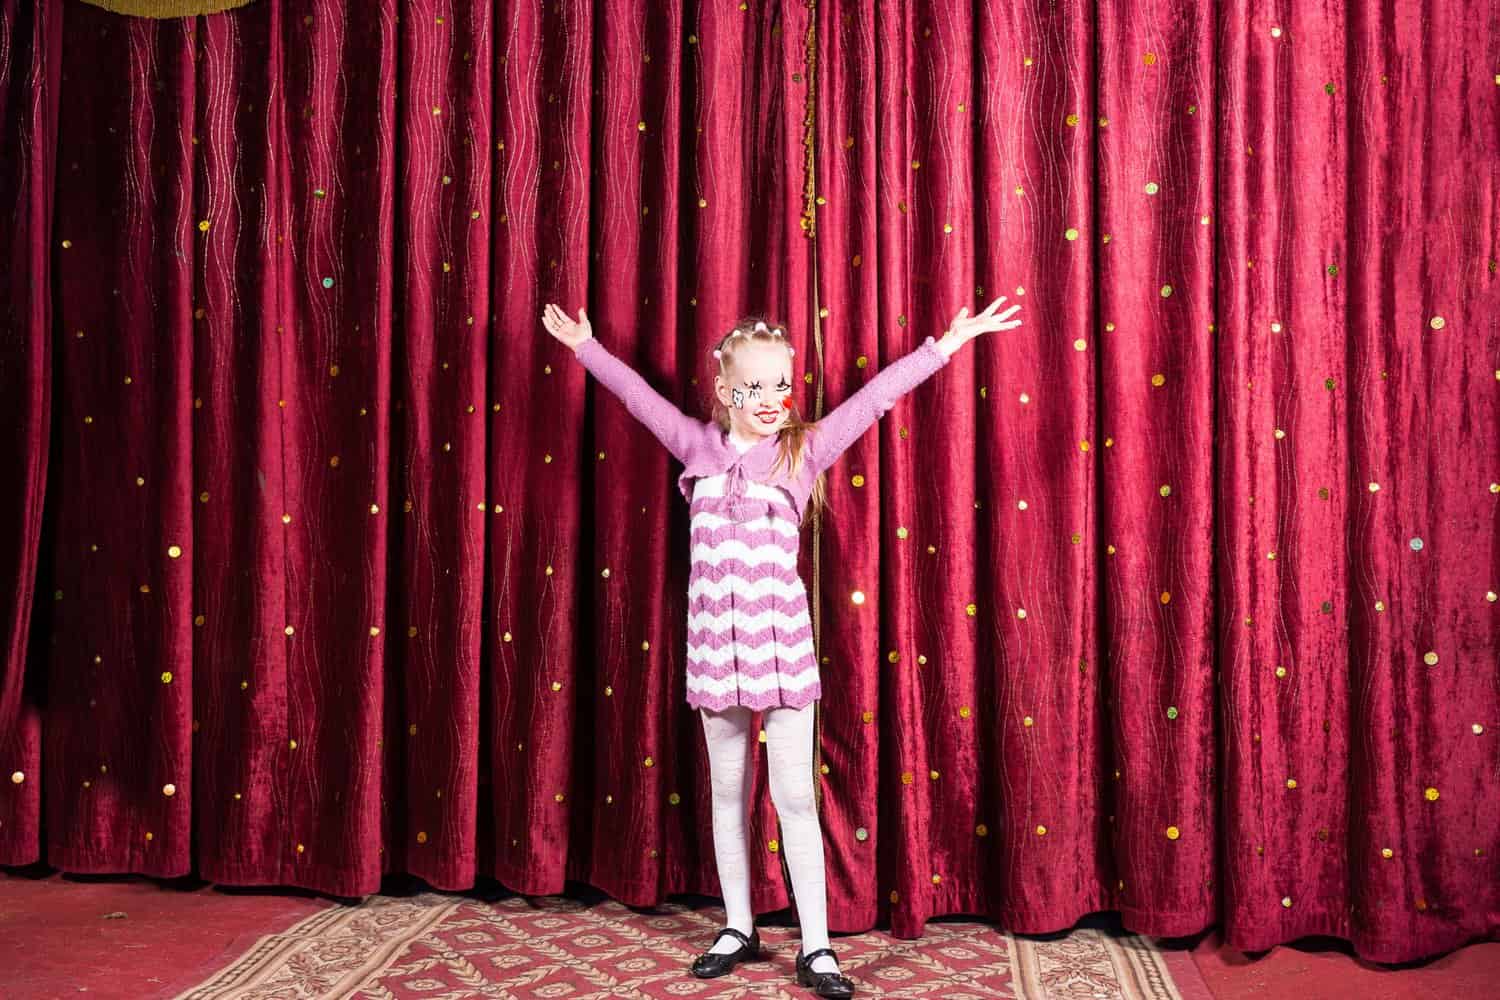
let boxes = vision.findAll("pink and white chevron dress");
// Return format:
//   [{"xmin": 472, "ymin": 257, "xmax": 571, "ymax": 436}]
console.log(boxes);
[{"xmin": 684, "ymin": 455, "xmax": 819, "ymax": 713}]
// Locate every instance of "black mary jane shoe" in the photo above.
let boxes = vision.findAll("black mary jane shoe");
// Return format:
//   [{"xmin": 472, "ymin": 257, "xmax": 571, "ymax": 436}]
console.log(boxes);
[
  {"xmin": 795, "ymin": 946, "xmax": 855, "ymax": 998},
  {"xmin": 690, "ymin": 926, "xmax": 762, "ymax": 978}
]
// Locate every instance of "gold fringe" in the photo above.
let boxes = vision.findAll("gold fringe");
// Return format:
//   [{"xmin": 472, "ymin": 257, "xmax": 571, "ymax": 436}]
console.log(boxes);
[{"xmin": 73, "ymin": 0, "xmax": 257, "ymax": 18}]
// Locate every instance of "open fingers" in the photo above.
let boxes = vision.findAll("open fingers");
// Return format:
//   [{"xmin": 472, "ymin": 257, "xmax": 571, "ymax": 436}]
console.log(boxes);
[{"xmin": 978, "ymin": 295, "xmax": 1007, "ymax": 318}]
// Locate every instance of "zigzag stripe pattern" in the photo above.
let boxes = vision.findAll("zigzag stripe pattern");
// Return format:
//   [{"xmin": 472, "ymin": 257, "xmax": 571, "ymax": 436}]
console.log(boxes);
[{"xmin": 684, "ymin": 480, "xmax": 820, "ymax": 710}]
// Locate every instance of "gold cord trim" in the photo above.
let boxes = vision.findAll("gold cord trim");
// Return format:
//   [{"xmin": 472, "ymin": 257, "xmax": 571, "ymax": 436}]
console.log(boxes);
[{"xmin": 802, "ymin": 1, "xmax": 826, "ymax": 817}]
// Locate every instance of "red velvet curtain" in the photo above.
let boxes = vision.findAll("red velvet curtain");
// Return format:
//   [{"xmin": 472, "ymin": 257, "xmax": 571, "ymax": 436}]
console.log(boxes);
[{"xmin": 1, "ymin": 0, "xmax": 1496, "ymax": 966}]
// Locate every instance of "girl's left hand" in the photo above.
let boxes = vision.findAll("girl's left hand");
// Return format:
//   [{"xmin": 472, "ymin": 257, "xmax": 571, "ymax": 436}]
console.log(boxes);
[{"xmin": 935, "ymin": 296, "xmax": 1023, "ymax": 357}]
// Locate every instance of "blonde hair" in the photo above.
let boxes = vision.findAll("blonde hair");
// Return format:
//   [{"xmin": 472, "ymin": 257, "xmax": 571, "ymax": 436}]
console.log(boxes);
[{"xmin": 710, "ymin": 316, "xmax": 827, "ymax": 514}]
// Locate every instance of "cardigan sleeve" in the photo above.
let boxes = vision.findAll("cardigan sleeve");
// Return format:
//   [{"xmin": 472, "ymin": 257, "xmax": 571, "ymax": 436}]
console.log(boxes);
[
  {"xmin": 805, "ymin": 336, "xmax": 949, "ymax": 476},
  {"xmin": 572, "ymin": 336, "xmax": 706, "ymax": 464}
]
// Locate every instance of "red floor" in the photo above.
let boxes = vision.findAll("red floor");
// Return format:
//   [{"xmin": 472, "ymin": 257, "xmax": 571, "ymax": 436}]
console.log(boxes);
[
  {"xmin": 1189, "ymin": 929, "xmax": 1500, "ymax": 1000},
  {"xmin": 0, "ymin": 864, "xmax": 329, "ymax": 999},
  {"xmin": 4, "ymin": 865, "xmax": 1499, "ymax": 1000}
]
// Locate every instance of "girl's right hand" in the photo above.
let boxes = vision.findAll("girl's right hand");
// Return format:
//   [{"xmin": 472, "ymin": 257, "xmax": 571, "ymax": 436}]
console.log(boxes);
[{"xmin": 542, "ymin": 303, "xmax": 594, "ymax": 350}]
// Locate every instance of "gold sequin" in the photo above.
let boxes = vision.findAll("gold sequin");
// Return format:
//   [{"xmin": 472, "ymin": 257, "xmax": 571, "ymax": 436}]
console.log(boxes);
[
  {"xmin": 965, "ymin": 603, "xmax": 977, "ymax": 617},
  {"xmin": 643, "ymin": 756, "xmax": 654, "ymax": 768},
  {"xmin": 1035, "ymin": 824, "xmax": 1047, "ymax": 836},
  {"xmin": 669, "ymin": 792, "xmax": 681, "ymax": 805},
  {"xmin": 161, "ymin": 671, "xmax": 173, "ymax": 684},
  {"xmin": 9, "ymin": 771, "xmax": 22, "ymax": 784},
  {"xmin": 862, "ymin": 710, "xmax": 874, "ymax": 723},
  {"xmin": 959, "ymin": 706, "xmax": 971, "ymax": 718},
  {"xmin": 1424, "ymin": 787, "xmax": 1439, "ymax": 801},
  {"xmin": 850, "ymin": 590, "xmax": 866, "ymax": 605},
  {"xmin": 1286, "ymin": 778, "xmax": 1297, "ymax": 789},
  {"xmin": 1423, "ymin": 651, "xmax": 1438, "ymax": 666},
  {"xmin": 901, "ymin": 771, "xmax": 914, "ymax": 785},
  {"xmin": 1166, "ymin": 825, "xmax": 1180, "ymax": 840},
  {"xmin": 769, "ymin": 839, "xmax": 779, "ymax": 852},
  {"xmin": 851, "ymin": 474, "xmax": 865, "ymax": 487}
]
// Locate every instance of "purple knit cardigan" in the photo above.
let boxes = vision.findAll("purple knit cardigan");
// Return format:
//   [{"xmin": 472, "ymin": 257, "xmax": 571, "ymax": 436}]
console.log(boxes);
[{"xmin": 572, "ymin": 334, "xmax": 950, "ymax": 523}]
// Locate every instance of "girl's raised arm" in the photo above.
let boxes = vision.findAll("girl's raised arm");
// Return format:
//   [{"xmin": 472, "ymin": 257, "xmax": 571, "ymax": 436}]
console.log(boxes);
[
  {"xmin": 805, "ymin": 296, "xmax": 1022, "ymax": 475},
  {"xmin": 543, "ymin": 304, "xmax": 708, "ymax": 464}
]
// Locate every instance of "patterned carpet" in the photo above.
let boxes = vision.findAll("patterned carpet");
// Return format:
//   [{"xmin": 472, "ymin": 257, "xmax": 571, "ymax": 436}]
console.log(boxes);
[{"xmin": 171, "ymin": 889, "xmax": 1195, "ymax": 1000}]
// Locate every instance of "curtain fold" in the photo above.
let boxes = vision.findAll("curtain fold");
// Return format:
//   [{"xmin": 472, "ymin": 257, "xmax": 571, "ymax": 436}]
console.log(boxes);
[
  {"xmin": 0, "ymin": 0, "xmax": 1495, "ymax": 966},
  {"xmin": 0, "ymin": 0, "xmax": 62, "ymax": 875}
]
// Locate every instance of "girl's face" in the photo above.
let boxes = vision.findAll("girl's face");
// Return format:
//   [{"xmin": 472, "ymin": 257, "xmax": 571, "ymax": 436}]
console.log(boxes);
[{"xmin": 714, "ymin": 340, "xmax": 794, "ymax": 439}]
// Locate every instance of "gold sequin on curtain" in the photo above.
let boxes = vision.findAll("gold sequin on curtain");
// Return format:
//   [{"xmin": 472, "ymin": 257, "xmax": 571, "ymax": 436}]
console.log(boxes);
[{"xmin": 72, "ymin": 0, "xmax": 256, "ymax": 18}]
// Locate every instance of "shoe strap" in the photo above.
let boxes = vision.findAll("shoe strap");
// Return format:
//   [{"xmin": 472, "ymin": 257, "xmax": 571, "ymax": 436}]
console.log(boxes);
[
  {"xmin": 715, "ymin": 927, "xmax": 753, "ymax": 949},
  {"xmin": 800, "ymin": 946, "xmax": 838, "ymax": 966}
]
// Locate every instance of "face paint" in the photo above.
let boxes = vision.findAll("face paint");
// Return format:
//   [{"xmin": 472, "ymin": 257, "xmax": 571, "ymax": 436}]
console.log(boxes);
[{"xmin": 730, "ymin": 387, "xmax": 746, "ymax": 409}]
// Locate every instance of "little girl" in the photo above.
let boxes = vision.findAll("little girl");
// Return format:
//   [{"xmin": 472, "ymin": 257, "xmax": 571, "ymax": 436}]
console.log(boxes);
[{"xmin": 541, "ymin": 298, "xmax": 1021, "ymax": 997}]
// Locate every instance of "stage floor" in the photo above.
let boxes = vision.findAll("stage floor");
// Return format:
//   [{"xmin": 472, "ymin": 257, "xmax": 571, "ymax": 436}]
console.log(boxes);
[{"xmin": 2, "ymin": 867, "xmax": 1495, "ymax": 999}]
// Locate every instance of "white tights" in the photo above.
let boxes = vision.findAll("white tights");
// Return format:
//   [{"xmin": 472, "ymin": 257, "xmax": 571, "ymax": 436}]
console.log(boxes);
[{"xmin": 699, "ymin": 703, "xmax": 839, "ymax": 975}]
